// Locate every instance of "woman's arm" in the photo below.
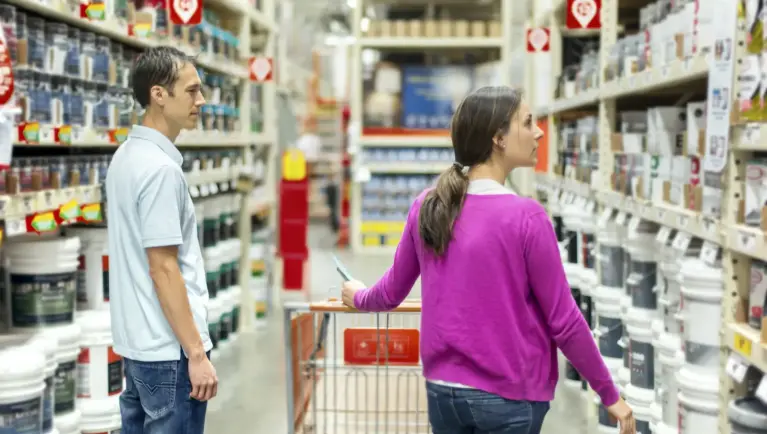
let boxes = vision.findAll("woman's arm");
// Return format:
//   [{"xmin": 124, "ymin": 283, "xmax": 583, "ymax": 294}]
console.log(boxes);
[
  {"xmin": 523, "ymin": 210, "xmax": 620, "ymax": 406},
  {"xmin": 353, "ymin": 203, "xmax": 421, "ymax": 312}
]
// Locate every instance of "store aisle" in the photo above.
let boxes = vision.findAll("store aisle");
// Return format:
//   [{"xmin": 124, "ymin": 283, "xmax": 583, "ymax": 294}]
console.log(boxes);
[{"xmin": 204, "ymin": 226, "xmax": 589, "ymax": 433}]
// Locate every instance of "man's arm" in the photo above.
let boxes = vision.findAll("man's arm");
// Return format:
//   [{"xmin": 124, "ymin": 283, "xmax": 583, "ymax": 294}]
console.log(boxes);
[
  {"xmin": 146, "ymin": 245, "xmax": 206, "ymax": 361},
  {"xmin": 137, "ymin": 164, "xmax": 203, "ymax": 359}
]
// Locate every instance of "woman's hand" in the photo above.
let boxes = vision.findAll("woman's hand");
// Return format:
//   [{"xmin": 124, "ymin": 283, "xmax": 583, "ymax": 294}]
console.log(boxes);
[
  {"xmin": 341, "ymin": 280, "xmax": 366, "ymax": 309},
  {"xmin": 607, "ymin": 398, "xmax": 636, "ymax": 434}
]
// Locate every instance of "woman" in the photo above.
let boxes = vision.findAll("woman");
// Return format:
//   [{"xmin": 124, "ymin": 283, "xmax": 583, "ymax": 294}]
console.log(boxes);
[{"xmin": 341, "ymin": 86, "xmax": 635, "ymax": 434}]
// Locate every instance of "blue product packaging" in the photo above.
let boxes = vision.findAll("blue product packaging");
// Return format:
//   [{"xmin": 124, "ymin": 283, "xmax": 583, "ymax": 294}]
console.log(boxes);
[{"xmin": 400, "ymin": 66, "xmax": 474, "ymax": 130}]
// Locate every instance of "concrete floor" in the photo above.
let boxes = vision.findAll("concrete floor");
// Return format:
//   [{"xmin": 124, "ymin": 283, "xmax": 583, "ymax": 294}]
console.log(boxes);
[{"xmin": 204, "ymin": 226, "xmax": 590, "ymax": 433}]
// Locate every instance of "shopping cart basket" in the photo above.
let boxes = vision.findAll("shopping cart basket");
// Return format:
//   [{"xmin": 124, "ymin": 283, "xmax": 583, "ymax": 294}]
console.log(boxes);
[{"xmin": 284, "ymin": 299, "xmax": 429, "ymax": 434}]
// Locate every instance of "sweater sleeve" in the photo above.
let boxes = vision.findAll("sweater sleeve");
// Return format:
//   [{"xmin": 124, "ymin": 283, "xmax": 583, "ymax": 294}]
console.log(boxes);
[
  {"xmin": 353, "ymin": 201, "xmax": 421, "ymax": 312},
  {"xmin": 523, "ymin": 211, "xmax": 620, "ymax": 406}
]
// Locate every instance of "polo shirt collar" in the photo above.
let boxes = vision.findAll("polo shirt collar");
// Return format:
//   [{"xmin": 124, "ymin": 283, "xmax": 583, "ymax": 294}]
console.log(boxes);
[
  {"xmin": 129, "ymin": 125, "xmax": 183, "ymax": 166},
  {"xmin": 467, "ymin": 179, "xmax": 516, "ymax": 195}
]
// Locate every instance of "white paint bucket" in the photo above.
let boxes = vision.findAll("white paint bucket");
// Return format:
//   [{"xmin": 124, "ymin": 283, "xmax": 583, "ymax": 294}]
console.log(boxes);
[
  {"xmin": 594, "ymin": 286, "xmax": 624, "ymax": 360},
  {"xmin": 0, "ymin": 345, "xmax": 46, "ymax": 433},
  {"xmin": 626, "ymin": 306, "xmax": 655, "ymax": 390},
  {"xmin": 68, "ymin": 228, "xmax": 109, "ymax": 311},
  {"xmin": 5, "ymin": 237, "xmax": 80, "ymax": 329},
  {"xmin": 79, "ymin": 395, "xmax": 121, "ymax": 433},
  {"xmin": 625, "ymin": 383, "xmax": 655, "ymax": 434},
  {"xmin": 207, "ymin": 296, "xmax": 225, "ymax": 358},
  {"xmin": 657, "ymin": 331, "xmax": 684, "ymax": 429},
  {"xmin": 677, "ymin": 365, "xmax": 719, "ymax": 434},
  {"xmin": 76, "ymin": 310, "xmax": 123, "ymax": 400},
  {"xmin": 729, "ymin": 397, "xmax": 767, "ymax": 434},
  {"xmin": 54, "ymin": 409, "xmax": 81, "ymax": 434},
  {"xmin": 679, "ymin": 258, "xmax": 723, "ymax": 372},
  {"xmin": 45, "ymin": 323, "xmax": 81, "ymax": 415},
  {"xmin": 28, "ymin": 333, "xmax": 59, "ymax": 433}
]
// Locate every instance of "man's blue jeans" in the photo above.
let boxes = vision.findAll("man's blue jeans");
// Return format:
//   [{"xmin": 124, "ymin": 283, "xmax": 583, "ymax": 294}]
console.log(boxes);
[
  {"xmin": 120, "ymin": 350, "xmax": 210, "ymax": 434},
  {"xmin": 426, "ymin": 382, "xmax": 550, "ymax": 434}
]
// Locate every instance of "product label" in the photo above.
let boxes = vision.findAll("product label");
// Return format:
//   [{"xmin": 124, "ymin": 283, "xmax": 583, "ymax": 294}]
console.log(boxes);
[
  {"xmin": 0, "ymin": 396, "xmax": 43, "ymax": 434},
  {"xmin": 598, "ymin": 316, "xmax": 623, "ymax": 359},
  {"xmin": 684, "ymin": 340, "xmax": 720, "ymax": 368},
  {"xmin": 629, "ymin": 339, "xmax": 655, "ymax": 389},
  {"xmin": 220, "ymin": 263, "xmax": 232, "ymax": 289},
  {"xmin": 209, "ymin": 321, "xmax": 220, "ymax": 349},
  {"xmin": 598, "ymin": 245, "xmax": 624, "ymax": 288},
  {"xmin": 219, "ymin": 312, "xmax": 232, "ymax": 342},
  {"xmin": 54, "ymin": 360, "xmax": 76, "ymax": 413},
  {"xmin": 637, "ymin": 419, "xmax": 651, "ymax": 434},
  {"xmin": 231, "ymin": 306, "xmax": 240, "ymax": 333},
  {"xmin": 206, "ymin": 271, "xmax": 220, "ymax": 299},
  {"xmin": 580, "ymin": 295, "xmax": 593, "ymax": 328},
  {"xmin": 582, "ymin": 233, "xmax": 596, "ymax": 269},
  {"xmin": 42, "ymin": 375, "xmax": 54, "ymax": 431},
  {"xmin": 566, "ymin": 230, "xmax": 578, "ymax": 264},
  {"xmin": 77, "ymin": 346, "xmax": 124, "ymax": 398},
  {"xmin": 10, "ymin": 272, "xmax": 77, "ymax": 327},
  {"xmin": 627, "ymin": 261, "xmax": 657, "ymax": 310},
  {"xmin": 102, "ymin": 255, "xmax": 110, "ymax": 302},
  {"xmin": 597, "ymin": 403, "xmax": 618, "ymax": 428},
  {"xmin": 108, "ymin": 347, "xmax": 123, "ymax": 395},
  {"xmin": 77, "ymin": 254, "xmax": 88, "ymax": 304}
]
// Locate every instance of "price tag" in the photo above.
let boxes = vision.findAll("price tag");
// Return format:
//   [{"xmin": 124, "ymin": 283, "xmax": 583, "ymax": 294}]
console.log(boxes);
[
  {"xmin": 742, "ymin": 123, "xmax": 762, "ymax": 146},
  {"xmin": 615, "ymin": 211, "xmax": 628, "ymax": 226},
  {"xmin": 20, "ymin": 194, "xmax": 35, "ymax": 215},
  {"xmin": 0, "ymin": 196, "xmax": 10, "ymax": 219},
  {"xmin": 655, "ymin": 208, "xmax": 666, "ymax": 221},
  {"xmin": 672, "ymin": 231, "xmax": 692, "ymax": 252},
  {"xmin": 5, "ymin": 219, "xmax": 25, "ymax": 236},
  {"xmin": 628, "ymin": 76, "xmax": 636, "ymax": 88},
  {"xmin": 189, "ymin": 185, "xmax": 200, "ymax": 199},
  {"xmin": 699, "ymin": 241, "xmax": 720, "ymax": 265},
  {"xmin": 597, "ymin": 207, "xmax": 614, "ymax": 228},
  {"xmin": 677, "ymin": 215, "xmax": 690, "ymax": 228},
  {"xmin": 38, "ymin": 190, "xmax": 55, "ymax": 210},
  {"xmin": 200, "ymin": 184, "xmax": 210, "ymax": 197},
  {"xmin": 701, "ymin": 217, "xmax": 718, "ymax": 236},
  {"xmin": 726, "ymin": 354, "xmax": 749, "ymax": 383},
  {"xmin": 576, "ymin": 196, "xmax": 587, "ymax": 208},
  {"xmin": 737, "ymin": 231, "xmax": 758, "ymax": 252},
  {"xmin": 628, "ymin": 216, "xmax": 642, "ymax": 237},
  {"xmin": 209, "ymin": 183, "xmax": 219, "ymax": 195},
  {"xmin": 656, "ymin": 226, "xmax": 672, "ymax": 244}
]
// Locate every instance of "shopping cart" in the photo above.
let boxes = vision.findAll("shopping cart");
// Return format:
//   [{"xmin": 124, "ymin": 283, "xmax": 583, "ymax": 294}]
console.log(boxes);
[{"xmin": 284, "ymin": 299, "xmax": 430, "ymax": 434}]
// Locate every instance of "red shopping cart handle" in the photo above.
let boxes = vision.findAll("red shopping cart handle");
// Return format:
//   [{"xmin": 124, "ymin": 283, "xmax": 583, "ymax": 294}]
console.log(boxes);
[{"xmin": 310, "ymin": 299, "xmax": 422, "ymax": 313}]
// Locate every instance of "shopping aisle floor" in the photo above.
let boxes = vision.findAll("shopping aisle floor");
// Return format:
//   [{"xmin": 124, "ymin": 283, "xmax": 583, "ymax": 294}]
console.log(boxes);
[{"xmin": 204, "ymin": 226, "xmax": 589, "ymax": 433}]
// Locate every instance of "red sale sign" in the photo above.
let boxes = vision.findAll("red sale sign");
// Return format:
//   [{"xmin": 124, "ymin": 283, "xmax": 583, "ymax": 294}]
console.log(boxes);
[
  {"xmin": 566, "ymin": 0, "xmax": 601, "ymax": 29},
  {"xmin": 526, "ymin": 28, "xmax": 550, "ymax": 52},
  {"xmin": 169, "ymin": 0, "xmax": 202, "ymax": 25},
  {"xmin": 0, "ymin": 31, "xmax": 13, "ymax": 106}
]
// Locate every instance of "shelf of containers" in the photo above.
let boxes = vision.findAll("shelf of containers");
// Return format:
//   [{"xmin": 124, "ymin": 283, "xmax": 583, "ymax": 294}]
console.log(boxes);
[
  {"xmin": 348, "ymin": 0, "xmax": 523, "ymax": 253},
  {"xmin": 0, "ymin": 0, "xmax": 279, "ymax": 334},
  {"xmin": 529, "ymin": 0, "xmax": 767, "ymax": 433}
]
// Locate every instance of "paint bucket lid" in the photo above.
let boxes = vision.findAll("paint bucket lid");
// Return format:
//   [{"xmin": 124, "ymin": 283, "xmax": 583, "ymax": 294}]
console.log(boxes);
[
  {"xmin": 77, "ymin": 310, "xmax": 112, "ymax": 346},
  {"xmin": 55, "ymin": 410, "xmax": 82, "ymax": 434},
  {"xmin": 80, "ymin": 395, "xmax": 121, "ymax": 432},
  {"xmin": 677, "ymin": 364, "xmax": 718, "ymax": 396},
  {"xmin": 624, "ymin": 384, "xmax": 654, "ymax": 419},
  {"xmin": 729, "ymin": 398, "xmax": 767, "ymax": 430},
  {"xmin": 0, "ymin": 345, "xmax": 46, "ymax": 401},
  {"xmin": 27, "ymin": 333, "xmax": 59, "ymax": 376},
  {"xmin": 6, "ymin": 235, "xmax": 81, "ymax": 256},
  {"xmin": 680, "ymin": 258, "xmax": 722, "ymax": 289}
]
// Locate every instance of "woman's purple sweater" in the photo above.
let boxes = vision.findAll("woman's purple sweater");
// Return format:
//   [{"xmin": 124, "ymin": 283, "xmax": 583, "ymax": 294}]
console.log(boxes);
[{"xmin": 353, "ymin": 189, "xmax": 620, "ymax": 406}]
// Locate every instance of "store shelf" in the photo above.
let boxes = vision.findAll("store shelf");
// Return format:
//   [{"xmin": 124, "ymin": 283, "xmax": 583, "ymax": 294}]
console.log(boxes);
[
  {"xmin": 359, "ymin": 135, "xmax": 452, "ymax": 147},
  {"xmin": 540, "ymin": 88, "xmax": 600, "ymax": 116},
  {"xmin": 726, "ymin": 322, "xmax": 767, "ymax": 373},
  {"xmin": 725, "ymin": 224, "xmax": 767, "ymax": 262},
  {"xmin": 14, "ymin": 126, "xmax": 264, "ymax": 147},
  {"xmin": 601, "ymin": 55, "xmax": 709, "ymax": 100},
  {"xmin": 366, "ymin": 163, "xmax": 449, "ymax": 174},
  {"xmin": 358, "ymin": 37, "xmax": 504, "ymax": 48}
]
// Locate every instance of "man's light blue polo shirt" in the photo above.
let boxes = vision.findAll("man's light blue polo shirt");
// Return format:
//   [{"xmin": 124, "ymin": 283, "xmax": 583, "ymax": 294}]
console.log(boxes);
[{"xmin": 105, "ymin": 125, "xmax": 212, "ymax": 362}]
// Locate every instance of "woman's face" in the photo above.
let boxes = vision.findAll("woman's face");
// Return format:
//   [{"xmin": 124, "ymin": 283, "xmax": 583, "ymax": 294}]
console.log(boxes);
[{"xmin": 498, "ymin": 101, "xmax": 544, "ymax": 168}]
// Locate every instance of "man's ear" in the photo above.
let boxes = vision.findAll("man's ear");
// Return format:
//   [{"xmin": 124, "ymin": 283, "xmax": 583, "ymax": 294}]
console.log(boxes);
[{"xmin": 150, "ymin": 85, "xmax": 165, "ymax": 106}]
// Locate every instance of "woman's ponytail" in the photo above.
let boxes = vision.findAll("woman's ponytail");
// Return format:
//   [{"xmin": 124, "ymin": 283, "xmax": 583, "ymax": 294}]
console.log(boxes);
[{"xmin": 418, "ymin": 163, "xmax": 470, "ymax": 256}]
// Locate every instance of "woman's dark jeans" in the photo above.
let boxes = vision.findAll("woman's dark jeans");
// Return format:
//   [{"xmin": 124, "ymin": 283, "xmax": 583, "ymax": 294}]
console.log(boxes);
[{"xmin": 426, "ymin": 382, "xmax": 550, "ymax": 434}]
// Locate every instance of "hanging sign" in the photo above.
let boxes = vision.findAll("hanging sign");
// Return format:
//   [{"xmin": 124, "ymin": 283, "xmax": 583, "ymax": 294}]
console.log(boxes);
[
  {"xmin": 169, "ymin": 0, "xmax": 202, "ymax": 25},
  {"xmin": 566, "ymin": 0, "xmax": 601, "ymax": 29},
  {"xmin": 527, "ymin": 28, "xmax": 551, "ymax": 52},
  {"xmin": 0, "ymin": 30, "xmax": 13, "ymax": 106},
  {"xmin": 249, "ymin": 57, "xmax": 273, "ymax": 82}
]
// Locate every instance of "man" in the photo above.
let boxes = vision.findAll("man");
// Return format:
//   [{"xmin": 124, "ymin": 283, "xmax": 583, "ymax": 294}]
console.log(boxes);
[{"xmin": 106, "ymin": 46, "xmax": 217, "ymax": 433}]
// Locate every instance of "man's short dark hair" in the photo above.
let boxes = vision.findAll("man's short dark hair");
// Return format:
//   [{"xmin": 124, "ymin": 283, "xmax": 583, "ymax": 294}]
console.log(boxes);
[{"xmin": 131, "ymin": 46, "xmax": 193, "ymax": 108}]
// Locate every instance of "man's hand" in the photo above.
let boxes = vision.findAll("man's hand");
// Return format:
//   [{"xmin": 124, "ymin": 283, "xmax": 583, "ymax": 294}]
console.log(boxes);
[
  {"xmin": 189, "ymin": 353, "xmax": 218, "ymax": 401},
  {"xmin": 341, "ymin": 280, "xmax": 366, "ymax": 309}
]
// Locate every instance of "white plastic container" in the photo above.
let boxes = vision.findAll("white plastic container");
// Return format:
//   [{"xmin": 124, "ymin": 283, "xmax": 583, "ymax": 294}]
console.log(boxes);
[
  {"xmin": 79, "ymin": 395, "xmax": 121, "ymax": 433},
  {"xmin": 658, "ymin": 331, "xmax": 684, "ymax": 429},
  {"xmin": 54, "ymin": 409, "xmax": 82, "ymax": 434},
  {"xmin": 28, "ymin": 333, "xmax": 59, "ymax": 433},
  {"xmin": 729, "ymin": 398, "xmax": 767, "ymax": 434},
  {"xmin": 677, "ymin": 365, "xmax": 719, "ymax": 434},
  {"xmin": 625, "ymin": 383, "xmax": 655, "ymax": 434},
  {"xmin": 626, "ymin": 306, "xmax": 655, "ymax": 390},
  {"xmin": 204, "ymin": 246, "xmax": 223, "ymax": 298},
  {"xmin": 207, "ymin": 296, "xmax": 224, "ymax": 357},
  {"xmin": 625, "ymin": 231, "xmax": 658, "ymax": 311},
  {"xmin": 76, "ymin": 310, "xmax": 123, "ymax": 399},
  {"xmin": 217, "ymin": 289, "xmax": 234, "ymax": 348},
  {"xmin": 5, "ymin": 237, "xmax": 80, "ymax": 328},
  {"xmin": 594, "ymin": 286, "xmax": 624, "ymax": 360},
  {"xmin": 597, "ymin": 223, "xmax": 625, "ymax": 289},
  {"xmin": 679, "ymin": 258, "xmax": 723, "ymax": 372},
  {"xmin": 46, "ymin": 323, "xmax": 81, "ymax": 415},
  {"xmin": 229, "ymin": 285, "xmax": 242, "ymax": 337},
  {"xmin": 69, "ymin": 228, "xmax": 109, "ymax": 311},
  {"xmin": 0, "ymin": 345, "xmax": 46, "ymax": 432}
]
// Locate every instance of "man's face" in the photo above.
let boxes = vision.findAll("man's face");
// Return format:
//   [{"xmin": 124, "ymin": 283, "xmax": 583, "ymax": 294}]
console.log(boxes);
[{"xmin": 165, "ymin": 62, "xmax": 205, "ymax": 130}]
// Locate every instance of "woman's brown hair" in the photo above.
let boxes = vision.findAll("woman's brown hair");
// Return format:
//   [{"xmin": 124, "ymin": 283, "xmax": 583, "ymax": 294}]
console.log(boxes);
[{"xmin": 418, "ymin": 86, "xmax": 523, "ymax": 255}]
